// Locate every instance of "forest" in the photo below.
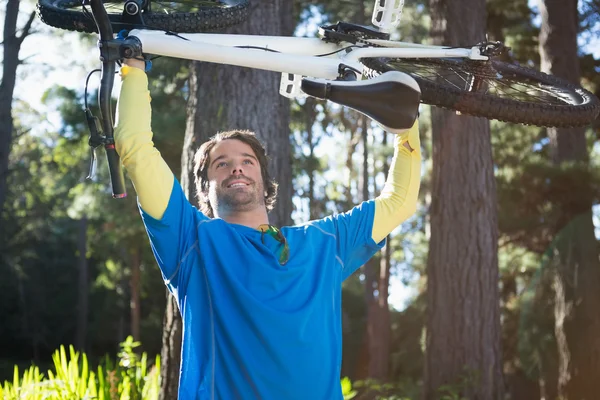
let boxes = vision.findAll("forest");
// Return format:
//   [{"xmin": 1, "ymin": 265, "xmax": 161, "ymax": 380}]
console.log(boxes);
[{"xmin": 1, "ymin": 0, "xmax": 600, "ymax": 399}]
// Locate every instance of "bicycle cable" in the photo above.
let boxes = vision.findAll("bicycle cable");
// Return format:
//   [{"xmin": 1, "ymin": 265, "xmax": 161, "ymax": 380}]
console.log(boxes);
[
  {"xmin": 233, "ymin": 45, "xmax": 361, "ymax": 58},
  {"xmin": 84, "ymin": 68, "xmax": 101, "ymax": 109}
]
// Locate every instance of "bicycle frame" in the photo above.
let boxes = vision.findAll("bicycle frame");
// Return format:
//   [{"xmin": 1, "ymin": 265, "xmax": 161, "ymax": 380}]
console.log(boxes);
[{"xmin": 129, "ymin": 29, "xmax": 488, "ymax": 81}]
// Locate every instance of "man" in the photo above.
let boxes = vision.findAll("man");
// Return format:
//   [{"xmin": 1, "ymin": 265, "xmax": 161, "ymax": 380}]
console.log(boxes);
[{"xmin": 115, "ymin": 58, "xmax": 421, "ymax": 399}]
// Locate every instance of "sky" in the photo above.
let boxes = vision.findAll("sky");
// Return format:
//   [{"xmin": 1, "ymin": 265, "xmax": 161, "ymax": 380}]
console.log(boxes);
[{"xmin": 5, "ymin": 0, "xmax": 600, "ymax": 312}]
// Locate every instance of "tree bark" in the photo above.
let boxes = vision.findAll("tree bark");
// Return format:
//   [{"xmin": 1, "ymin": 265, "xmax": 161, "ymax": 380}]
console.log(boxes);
[
  {"xmin": 303, "ymin": 98, "xmax": 320, "ymax": 220},
  {"xmin": 367, "ymin": 130, "xmax": 392, "ymax": 382},
  {"xmin": 130, "ymin": 246, "xmax": 141, "ymax": 341},
  {"xmin": 538, "ymin": 1, "xmax": 600, "ymax": 398},
  {"xmin": 159, "ymin": 292, "xmax": 182, "ymax": 400},
  {"xmin": 0, "ymin": 1, "xmax": 35, "ymax": 213},
  {"xmin": 76, "ymin": 217, "xmax": 88, "ymax": 351},
  {"xmin": 424, "ymin": 1, "xmax": 503, "ymax": 398},
  {"xmin": 539, "ymin": 345, "xmax": 559, "ymax": 400},
  {"xmin": 159, "ymin": 1, "xmax": 293, "ymax": 396},
  {"xmin": 345, "ymin": 130, "xmax": 360, "ymax": 209},
  {"xmin": 366, "ymin": 235, "xmax": 391, "ymax": 382},
  {"xmin": 359, "ymin": 115, "xmax": 381, "ymax": 383}
]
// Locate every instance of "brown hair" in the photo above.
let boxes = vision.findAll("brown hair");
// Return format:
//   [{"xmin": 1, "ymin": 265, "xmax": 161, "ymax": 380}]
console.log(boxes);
[{"xmin": 193, "ymin": 130, "xmax": 278, "ymax": 218}]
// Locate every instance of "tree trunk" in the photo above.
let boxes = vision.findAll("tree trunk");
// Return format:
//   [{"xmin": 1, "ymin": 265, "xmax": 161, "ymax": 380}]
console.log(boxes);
[
  {"xmin": 0, "ymin": 1, "xmax": 35, "ymax": 213},
  {"xmin": 551, "ymin": 215, "xmax": 600, "ymax": 399},
  {"xmin": 130, "ymin": 246, "xmax": 141, "ymax": 341},
  {"xmin": 359, "ymin": 115, "xmax": 379, "ymax": 383},
  {"xmin": 538, "ymin": 1, "xmax": 600, "ymax": 398},
  {"xmin": 159, "ymin": 1, "xmax": 293, "ymax": 396},
  {"xmin": 366, "ymin": 236, "xmax": 391, "ymax": 382},
  {"xmin": 502, "ymin": 271, "xmax": 542, "ymax": 400},
  {"xmin": 367, "ymin": 130, "xmax": 392, "ymax": 382},
  {"xmin": 304, "ymin": 98, "xmax": 320, "ymax": 220},
  {"xmin": 424, "ymin": 1, "xmax": 503, "ymax": 398},
  {"xmin": 76, "ymin": 217, "xmax": 88, "ymax": 351},
  {"xmin": 159, "ymin": 292, "xmax": 183, "ymax": 400},
  {"xmin": 539, "ymin": 334, "xmax": 559, "ymax": 400},
  {"xmin": 345, "ymin": 130, "xmax": 360, "ymax": 209},
  {"xmin": 362, "ymin": 123, "xmax": 377, "ymax": 376}
]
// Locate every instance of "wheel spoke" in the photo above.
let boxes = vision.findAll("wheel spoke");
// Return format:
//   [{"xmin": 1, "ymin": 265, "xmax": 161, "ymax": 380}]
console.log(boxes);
[
  {"xmin": 488, "ymin": 78, "xmax": 570, "ymax": 105},
  {"xmin": 489, "ymin": 80, "xmax": 555, "ymax": 104},
  {"xmin": 387, "ymin": 58, "xmax": 577, "ymax": 106}
]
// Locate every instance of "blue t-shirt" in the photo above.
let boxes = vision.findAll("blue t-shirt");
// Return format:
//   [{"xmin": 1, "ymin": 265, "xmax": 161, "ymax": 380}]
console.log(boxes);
[{"xmin": 141, "ymin": 179, "xmax": 384, "ymax": 399}]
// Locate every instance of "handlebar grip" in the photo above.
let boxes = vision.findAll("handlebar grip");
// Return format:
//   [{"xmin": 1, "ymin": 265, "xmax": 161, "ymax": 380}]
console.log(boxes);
[{"xmin": 105, "ymin": 144, "xmax": 127, "ymax": 198}]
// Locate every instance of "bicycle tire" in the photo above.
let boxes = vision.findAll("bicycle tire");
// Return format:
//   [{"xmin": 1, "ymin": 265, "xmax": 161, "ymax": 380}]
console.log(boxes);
[
  {"xmin": 37, "ymin": 0, "xmax": 250, "ymax": 33},
  {"xmin": 363, "ymin": 57, "xmax": 600, "ymax": 128}
]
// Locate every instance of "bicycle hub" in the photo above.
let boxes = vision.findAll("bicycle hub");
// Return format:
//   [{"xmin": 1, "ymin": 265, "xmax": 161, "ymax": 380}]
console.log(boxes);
[{"xmin": 124, "ymin": 0, "xmax": 146, "ymax": 16}]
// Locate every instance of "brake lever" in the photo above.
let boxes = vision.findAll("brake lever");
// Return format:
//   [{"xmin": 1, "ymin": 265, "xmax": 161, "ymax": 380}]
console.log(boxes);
[{"xmin": 85, "ymin": 108, "xmax": 113, "ymax": 180}]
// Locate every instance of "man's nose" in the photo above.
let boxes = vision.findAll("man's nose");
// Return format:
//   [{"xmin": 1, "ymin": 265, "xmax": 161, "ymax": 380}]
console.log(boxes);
[{"xmin": 231, "ymin": 162, "xmax": 244, "ymax": 175}]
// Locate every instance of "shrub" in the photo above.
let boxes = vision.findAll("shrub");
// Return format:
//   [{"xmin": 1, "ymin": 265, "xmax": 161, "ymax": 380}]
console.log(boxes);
[{"xmin": 0, "ymin": 337, "xmax": 159, "ymax": 400}]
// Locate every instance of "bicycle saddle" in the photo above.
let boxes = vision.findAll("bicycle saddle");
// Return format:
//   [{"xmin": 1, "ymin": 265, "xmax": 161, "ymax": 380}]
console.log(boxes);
[{"xmin": 301, "ymin": 72, "xmax": 421, "ymax": 134}]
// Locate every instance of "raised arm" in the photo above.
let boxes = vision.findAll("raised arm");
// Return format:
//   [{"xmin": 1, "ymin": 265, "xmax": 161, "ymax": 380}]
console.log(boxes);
[
  {"xmin": 114, "ymin": 59, "xmax": 174, "ymax": 219},
  {"xmin": 372, "ymin": 121, "xmax": 421, "ymax": 243}
]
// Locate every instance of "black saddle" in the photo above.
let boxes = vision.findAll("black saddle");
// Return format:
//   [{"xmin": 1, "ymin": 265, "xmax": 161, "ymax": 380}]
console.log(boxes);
[{"xmin": 301, "ymin": 71, "xmax": 421, "ymax": 134}]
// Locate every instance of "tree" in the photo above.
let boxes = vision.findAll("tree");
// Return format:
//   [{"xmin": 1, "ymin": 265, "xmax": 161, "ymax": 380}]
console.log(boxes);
[
  {"xmin": 0, "ymin": 0, "xmax": 35, "ymax": 213},
  {"xmin": 424, "ymin": 0, "xmax": 503, "ymax": 398},
  {"xmin": 538, "ymin": 0, "xmax": 600, "ymax": 398},
  {"xmin": 159, "ymin": 1, "xmax": 294, "ymax": 397},
  {"xmin": 367, "ymin": 129, "xmax": 392, "ymax": 382}
]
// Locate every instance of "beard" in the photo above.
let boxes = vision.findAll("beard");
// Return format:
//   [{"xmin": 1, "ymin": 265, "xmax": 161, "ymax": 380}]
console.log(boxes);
[{"xmin": 210, "ymin": 175, "xmax": 265, "ymax": 215}]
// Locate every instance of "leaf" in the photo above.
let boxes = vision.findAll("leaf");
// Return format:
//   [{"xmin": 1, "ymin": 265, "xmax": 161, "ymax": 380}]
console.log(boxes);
[
  {"xmin": 80, "ymin": 352, "xmax": 89, "ymax": 397},
  {"xmin": 13, "ymin": 365, "xmax": 19, "ymax": 391},
  {"xmin": 341, "ymin": 377, "xmax": 353, "ymax": 395}
]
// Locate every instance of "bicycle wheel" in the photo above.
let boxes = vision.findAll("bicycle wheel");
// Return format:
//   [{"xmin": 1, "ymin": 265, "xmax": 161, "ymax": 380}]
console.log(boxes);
[
  {"xmin": 363, "ymin": 57, "xmax": 600, "ymax": 128},
  {"xmin": 37, "ymin": 0, "xmax": 250, "ymax": 33}
]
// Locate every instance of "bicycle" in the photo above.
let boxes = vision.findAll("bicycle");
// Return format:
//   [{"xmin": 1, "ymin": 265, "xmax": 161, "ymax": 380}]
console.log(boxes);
[{"xmin": 36, "ymin": 0, "xmax": 600, "ymax": 198}]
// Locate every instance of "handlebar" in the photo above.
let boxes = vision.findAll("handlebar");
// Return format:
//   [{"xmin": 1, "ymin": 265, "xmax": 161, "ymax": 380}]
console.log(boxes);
[{"xmin": 90, "ymin": 0, "xmax": 127, "ymax": 198}]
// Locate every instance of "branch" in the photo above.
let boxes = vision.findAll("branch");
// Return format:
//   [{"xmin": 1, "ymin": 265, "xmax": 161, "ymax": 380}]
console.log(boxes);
[
  {"xmin": 16, "ymin": 11, "xmax": 36, "ymax": 46},
  {"xmin": 13, "ymin": 126, "xmax": 32, "ymax": 141},
  {"xmin": 17, "ymin": 53, "xmax": 37, "ymax": 66}
]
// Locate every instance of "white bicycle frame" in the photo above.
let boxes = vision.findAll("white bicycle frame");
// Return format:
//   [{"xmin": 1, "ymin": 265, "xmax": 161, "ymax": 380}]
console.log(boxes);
[{"xmin": 128, "ymin": 0, "xmax": 488, "ymax": 98}]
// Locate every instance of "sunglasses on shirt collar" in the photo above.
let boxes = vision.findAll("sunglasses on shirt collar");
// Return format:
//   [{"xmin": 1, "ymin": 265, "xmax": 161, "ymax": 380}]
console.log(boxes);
[{"xmin": 257, "ymin": 224, "xmax": 289, "ymax": 266}]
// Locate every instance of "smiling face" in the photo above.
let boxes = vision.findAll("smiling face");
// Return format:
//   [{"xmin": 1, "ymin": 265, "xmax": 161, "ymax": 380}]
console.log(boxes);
[
  {"xmin": 194, "ymin": 130, "xmax": 278, "ymax": 220},
  {"xmin": 205, "ymin": 139, "xmax": 266, "ymax": 218}
]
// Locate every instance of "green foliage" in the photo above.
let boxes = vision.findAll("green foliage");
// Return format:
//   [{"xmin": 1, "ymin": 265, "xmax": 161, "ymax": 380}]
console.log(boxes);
[
  {"xmin": 341, "ymin": 376, "xmax": 357, "ymax": 399},
  {"xmin": 0, "ymin": 340, "xmax": 159, "ymax": 400},
  {"xmin": 343, "ymin": 377, "xmax": 419, "ymax": 399}
]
